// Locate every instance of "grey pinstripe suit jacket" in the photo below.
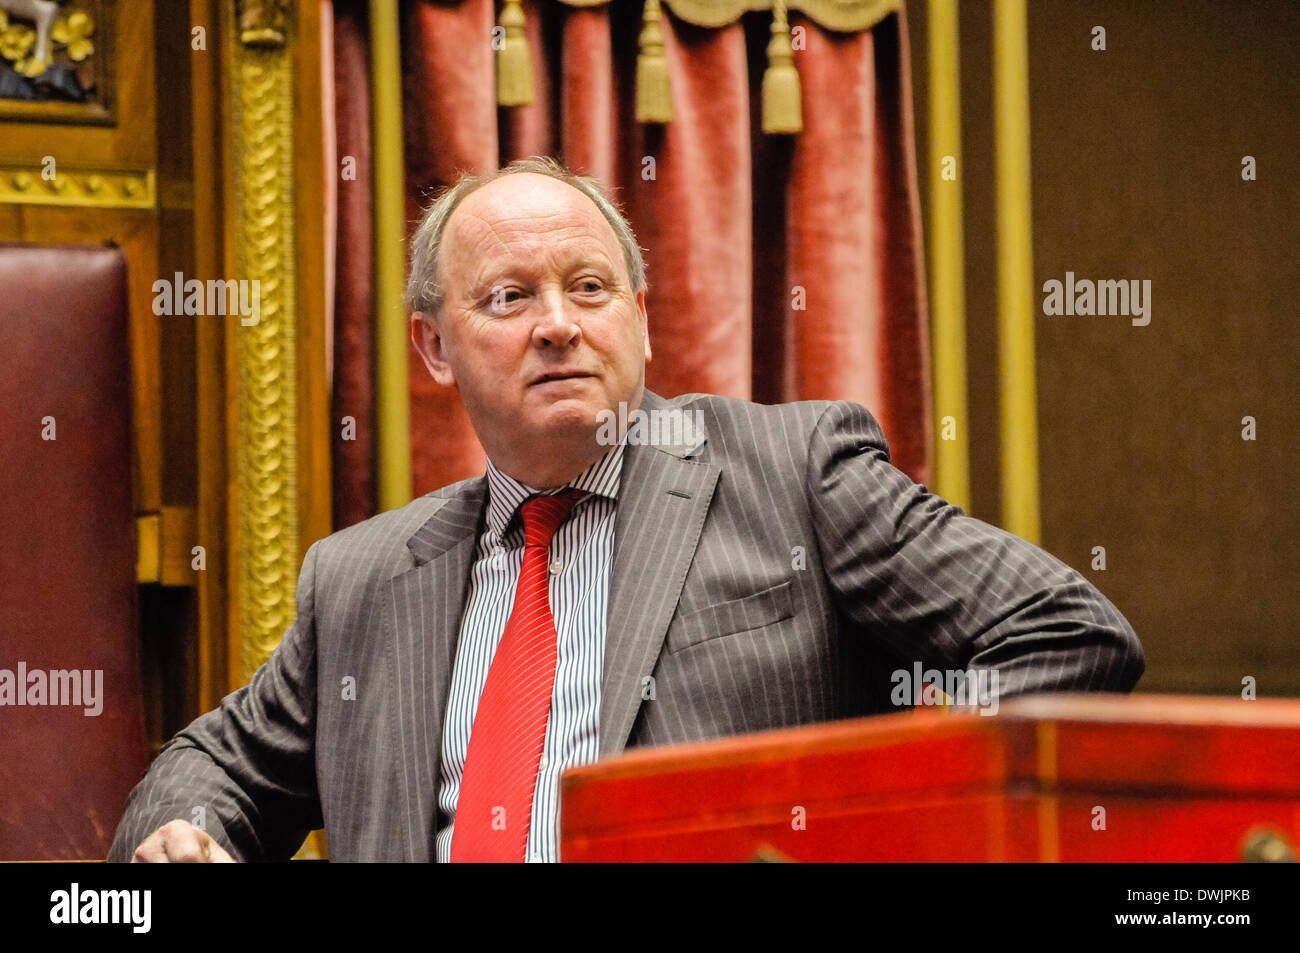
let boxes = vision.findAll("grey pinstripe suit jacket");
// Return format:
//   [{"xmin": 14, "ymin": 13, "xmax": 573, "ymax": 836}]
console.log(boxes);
[{"xmin": 107, "ymin": 390, "xmax": 1143, "ymax": 861}]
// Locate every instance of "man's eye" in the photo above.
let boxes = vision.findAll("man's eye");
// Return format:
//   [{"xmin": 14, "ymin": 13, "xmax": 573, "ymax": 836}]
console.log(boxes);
[
  {"xmin": 577, "ymin": 280, "xmax": 604, "ymax": 293},
  {"xmin": 487, "ymin": 288, "xmax": 523, "ymax": 311}
]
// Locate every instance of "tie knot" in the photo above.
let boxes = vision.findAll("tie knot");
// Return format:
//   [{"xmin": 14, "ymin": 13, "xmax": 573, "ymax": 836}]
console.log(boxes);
[{"xmin": 519, "ymin": 489, "xmax": 584, "ymax": 548}]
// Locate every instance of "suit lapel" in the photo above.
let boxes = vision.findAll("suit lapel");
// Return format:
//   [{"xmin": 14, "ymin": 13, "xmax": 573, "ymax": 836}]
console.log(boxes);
[
  {"xmin": 600, "ymin": 392, "xmax": 720, "ymax": 757},
  {"xmin": 383, "ymin": 480, "xmax": 485, "ymax": 861}
]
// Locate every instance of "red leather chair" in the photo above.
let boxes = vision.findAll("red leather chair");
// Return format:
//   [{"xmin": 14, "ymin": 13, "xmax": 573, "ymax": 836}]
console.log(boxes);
[{"xmin": 0, "ymin": 243, "xmax": 149, "ymax": 859}]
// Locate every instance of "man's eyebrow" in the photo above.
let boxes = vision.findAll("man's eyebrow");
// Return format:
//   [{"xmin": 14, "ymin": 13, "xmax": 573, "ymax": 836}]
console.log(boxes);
[
  {"xmin": 466, "ymin": 266, "xmax": 531, "ymax": 298},
  {"xmin": 565, "ymin": 254, "xmax": 619, "ymax": 281},
  {"xmin": 467, "ymin": 254, "xmax": 617, "ymax": 297}
]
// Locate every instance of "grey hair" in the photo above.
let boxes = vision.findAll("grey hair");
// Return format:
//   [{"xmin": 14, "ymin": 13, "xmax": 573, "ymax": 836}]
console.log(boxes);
[{"xmin": 404, "ymin": 155, "xmax": 647, "ymax": 317}]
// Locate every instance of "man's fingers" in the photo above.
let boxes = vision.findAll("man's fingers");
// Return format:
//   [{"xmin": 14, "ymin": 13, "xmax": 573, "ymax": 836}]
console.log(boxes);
[
  {"xmin": 206, "ymin": 837, "xmax": 235, "ymax": 863},
  {"xmin": 130, "ymin": 819, "xmax": 234, "ymax": 863},
  {"xmin": 130, "ymin": 830, "xmax": 170, "ymax": 863}
]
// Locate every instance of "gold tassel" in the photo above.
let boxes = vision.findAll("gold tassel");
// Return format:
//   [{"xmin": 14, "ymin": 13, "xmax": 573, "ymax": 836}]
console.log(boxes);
[
  {"xmin": 636, "ymin": 0, "xmax": 674, "ymax": 123},
  {"xmin": 762, "ymin": 0, "xmax": 802, "ymax": 134},
  {"xmin": 496, "ymin": 0, "xmax": 534, "ymax": 106}
]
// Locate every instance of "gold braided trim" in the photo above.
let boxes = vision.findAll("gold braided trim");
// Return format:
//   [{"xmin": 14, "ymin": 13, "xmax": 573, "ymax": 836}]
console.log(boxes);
[
  {"xmin": 231, "ymin": 1, "xmax": 299, "ymax": 683},
  {"xmin": 556, "ymin": 0, "xmax": 899, "ymax": 32}
]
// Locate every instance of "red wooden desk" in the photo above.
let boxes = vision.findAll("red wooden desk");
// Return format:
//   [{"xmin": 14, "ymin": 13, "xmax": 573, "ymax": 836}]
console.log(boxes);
[{"xmin": 560, "ymin": 694, "xmax": 1300, "ymax": 861}]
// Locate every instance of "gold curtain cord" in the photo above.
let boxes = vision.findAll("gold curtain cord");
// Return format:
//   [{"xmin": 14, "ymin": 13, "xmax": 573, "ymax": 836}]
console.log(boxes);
[
  {"xmin": 496, "ymin": 0, "xmax": 534, "ymax": 105},
  {"xmin": 493, "ymin": 0, "xmax": 899, "ymax": 123},
  {"xmin": 762, "ymin": 0, "xmax": 801, "ymax": 133},
  {"xmin": 636, "ymin": 0, "xmax": 673, "ymax": 122}
]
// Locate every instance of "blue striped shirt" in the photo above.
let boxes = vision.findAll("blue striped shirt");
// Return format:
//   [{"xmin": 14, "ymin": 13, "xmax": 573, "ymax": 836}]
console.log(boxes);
[{"xmin": 435, "ymin": 442, "xmax": 623, "ymax": 862}]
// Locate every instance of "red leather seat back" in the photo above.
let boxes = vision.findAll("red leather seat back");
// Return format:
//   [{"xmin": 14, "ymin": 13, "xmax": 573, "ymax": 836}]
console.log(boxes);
[{"xmin": 0, "ymin": 243, "xmax": 148, "ymax": 859}]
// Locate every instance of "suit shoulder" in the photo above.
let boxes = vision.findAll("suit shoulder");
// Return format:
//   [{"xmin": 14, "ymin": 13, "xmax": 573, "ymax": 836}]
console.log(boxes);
[
  {"xmin": 653, "ymin": 393, "xmax": 893, "ymax": 482},
  {"xmin": 310, "ymin": 478, "xmax": 482, "ymax": 577},
  {"xmin": 645, "ymin": 394, "xmax": 835, "ymax": 486},
  {"xmin": 664, "ymin": 392, "xmax": 836, "ymax": 433},
  {"xmin": 664, "ymin": 392, "xmax": 875, "ymax": 449}
]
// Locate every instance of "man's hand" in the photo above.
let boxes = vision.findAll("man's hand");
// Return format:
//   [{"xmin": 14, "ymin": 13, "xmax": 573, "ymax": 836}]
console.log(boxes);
[{"xmin": 130, "ymin": 819, "xmax": 236, "ymax": 863}]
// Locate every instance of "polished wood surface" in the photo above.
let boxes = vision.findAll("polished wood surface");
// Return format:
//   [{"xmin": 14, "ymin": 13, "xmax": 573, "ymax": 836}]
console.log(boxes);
[{"xmin": 560, "ymin": 694, "xmax": 1300, "ymax": 861}]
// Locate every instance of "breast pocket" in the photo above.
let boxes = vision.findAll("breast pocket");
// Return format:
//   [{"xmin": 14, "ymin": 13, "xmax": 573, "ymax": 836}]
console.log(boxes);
[{"xmin": 666, "ymin": 579, "xmax": 795, "ymax": 654}]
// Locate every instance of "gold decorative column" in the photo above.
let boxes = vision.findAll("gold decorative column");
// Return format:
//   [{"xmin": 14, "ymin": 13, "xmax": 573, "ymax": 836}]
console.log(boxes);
[
  {"xmin": 993, "ymin": 0, "xmax": 1040, "ymax": 543},
  {"xmin": 926, "ymin": 0, "xmax": 970, "ymax": 512},
  {"xmin": 370, "ymin": 0, "xmax": 412, "ymax": 513},
  {"xmin": 227, "ymin": 0, "xmax": 300, "ymax": 682}
]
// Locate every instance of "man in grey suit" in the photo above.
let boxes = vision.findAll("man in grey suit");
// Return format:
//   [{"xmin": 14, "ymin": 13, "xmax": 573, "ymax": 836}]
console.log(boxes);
[{"xmin": 111, "ymin": 156, "xmax": 1143, "ymax": 863}]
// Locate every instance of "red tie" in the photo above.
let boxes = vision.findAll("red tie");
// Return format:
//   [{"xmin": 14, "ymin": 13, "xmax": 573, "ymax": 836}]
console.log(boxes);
[{"xmin": 451, "ymin": 489, "xmax": 583, "ymax": 862}]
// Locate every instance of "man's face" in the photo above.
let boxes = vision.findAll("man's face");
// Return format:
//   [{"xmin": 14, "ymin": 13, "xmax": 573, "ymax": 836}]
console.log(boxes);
[{"xmin": 412, "ymin": 173, "xmax": 650, "ymax": 474}]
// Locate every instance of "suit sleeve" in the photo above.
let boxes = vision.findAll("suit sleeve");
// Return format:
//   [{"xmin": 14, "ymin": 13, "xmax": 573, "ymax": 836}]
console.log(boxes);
[
  {"xmin": 806, "ymin": 400, "xmax": 1144, "ymax": 698},
  {"xmin": 106, "ymin": 542, "xmax": 324, "ymax": 862}
]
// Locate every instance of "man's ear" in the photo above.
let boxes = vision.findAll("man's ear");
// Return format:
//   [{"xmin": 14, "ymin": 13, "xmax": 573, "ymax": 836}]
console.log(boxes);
[
  {"xmin": 411, "ymin": 312, "xmax": 456, "ymax": 387},
  {"xmin": 636, "ymin": 289, "xmax": 651, "ymax": 364}
]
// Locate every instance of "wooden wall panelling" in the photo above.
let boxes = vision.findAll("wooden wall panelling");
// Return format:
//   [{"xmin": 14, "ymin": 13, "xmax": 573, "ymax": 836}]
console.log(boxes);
[
  {"xmin": 0, "ymin": 204, "xmax": 18, "ymax": 236},
  {"xmin": 294, "ymin": 0, "xmax": 333, "ymax": 561},
  {"xmin": 0, "ymin": 0, "xmax": 233, "ymax": 743},
  {"xmin": 190, "ymin": 0, "xmax": 231, "ymax": 714},
  {"xmin": 0, "ymin": 0, "xmax": 164, "ymax": 514},
  {"xmin": 909, "ymin": 1, "xmax": 1300, "ymax": 695}
]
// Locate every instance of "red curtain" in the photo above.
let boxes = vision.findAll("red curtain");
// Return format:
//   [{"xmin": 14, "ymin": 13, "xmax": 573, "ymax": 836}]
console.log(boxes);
[{"xmin": 331, "ymin": 0, "xmax": 930, "ymax": 527}]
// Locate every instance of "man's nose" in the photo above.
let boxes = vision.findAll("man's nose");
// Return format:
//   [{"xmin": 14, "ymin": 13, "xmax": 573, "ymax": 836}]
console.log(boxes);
[{"xmin": 532, "ymin": 289, "xmax": 580, "ymax": 348}]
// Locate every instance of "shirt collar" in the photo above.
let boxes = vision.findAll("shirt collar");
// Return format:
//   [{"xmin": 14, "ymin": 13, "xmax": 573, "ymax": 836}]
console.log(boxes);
[{"xmin": 483, "ymin": 439, "xmax": 625, "ymax": 540}]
